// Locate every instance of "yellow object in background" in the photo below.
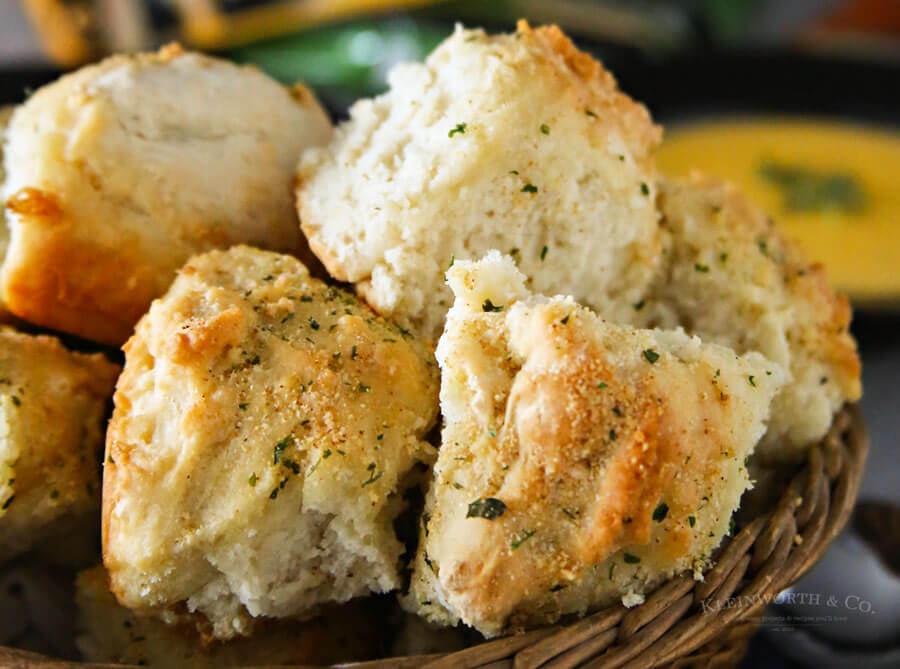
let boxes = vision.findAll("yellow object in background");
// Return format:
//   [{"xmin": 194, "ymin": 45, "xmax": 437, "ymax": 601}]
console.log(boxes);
[
  {"xmin": 658, "ymin": 119, "xmax": 900, "ymax": 306},
  {"xmin": 21, "ymin": 0, "xmax": 98, "ymax": 66},
  {"xmin": 171, "ymin": 0, "xmax": 438, "ymax": 50},
  {"xmin": 19, "ymin": 0, "xmax": 440, "ymax": 63}
]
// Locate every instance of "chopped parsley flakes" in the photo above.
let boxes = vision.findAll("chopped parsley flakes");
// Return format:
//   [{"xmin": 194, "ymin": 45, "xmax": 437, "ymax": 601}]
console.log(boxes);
[
  {"xmin": 757, "ymin": 159, "xmax": 867, "ymax": 214},
  {"xmin": 521, "ymin": 184, "xmax": 538, "ymax": 194},
  {"xmin": 448, "ymin": 122, "xmax": 467, "ymax": 137},
  {"xmin": 362, "ymin": 462, "xmax": 383, "ymax": 487},
  {"xmin": 652, "ymin": 502, "xmax": 669, "ymax": 522},
  {"xmin": 273, "ymin": 436, "xmax": 292, "ymax": 465},
  {"xmin": 466, "ymin": 497, "xmax": 507, "ymax": 520},
  {"xmin": 643, "ymin": 349, "xmax": 660, "ymax": 364},
  {"xmin": 511, "ymin": 529, "xmax": 536, "ymax": 549},
  {"xmin": 482, "ymin": 299, "xmax": 504, "ymax": 312}
]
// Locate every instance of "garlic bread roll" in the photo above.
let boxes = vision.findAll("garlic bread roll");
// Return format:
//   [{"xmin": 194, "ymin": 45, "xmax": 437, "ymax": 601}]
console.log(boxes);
[
  {"xmin": 0, "ymin": 326, "xmax": 120, "ymax": 563},
  {"xmin": 103, "ymin": 246, "xmax": 438, "ymax": 640},
  {"xmin": 406, "ymin": 252, "xmax": 784, "ymax": 636},
  {"xmin": 298, "ymin": 21, "xmax": 661, "ymax": 341},
  {"xmin": 642, "ymin": 174, "xmax": 861, "ymax": 462}
]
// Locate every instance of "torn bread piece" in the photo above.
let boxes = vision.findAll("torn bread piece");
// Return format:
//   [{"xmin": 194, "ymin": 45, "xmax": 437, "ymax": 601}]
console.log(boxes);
[
  {"xmin": 2, "ymin": 45, "xmax": 332, "ymax": 345},
  {"xmin": 0, "ymin": 326, "xmax": 120, "ymax": 563},
  {"xmin": 298, "ymin": 21, "xmax": 661, "ymax": 341},
  {"xmin": 405, "ymin": 252, "xmax": 784, "ymax": 636},
  {"xmin": 641, "ymin": 174, "xmax": 861, "ymax": 463},
  {"xmin": 75, "ymin": 566, "xmax": 383, "ymax": 667},
  {"xmin": 103, "ymin": 246, "xmax": 439, "ymax": 640}
]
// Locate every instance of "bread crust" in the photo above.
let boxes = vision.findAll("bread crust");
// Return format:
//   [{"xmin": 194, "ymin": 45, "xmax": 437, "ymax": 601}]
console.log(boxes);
[{"xmin": 2, "ymin": 46, "xmax": 332, "ymax": 345}]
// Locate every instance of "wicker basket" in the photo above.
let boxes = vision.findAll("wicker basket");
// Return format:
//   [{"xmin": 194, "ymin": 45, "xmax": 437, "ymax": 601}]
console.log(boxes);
[{"xmin": 0, "ymin": 404, "xmax": 867, "ymax": 669}]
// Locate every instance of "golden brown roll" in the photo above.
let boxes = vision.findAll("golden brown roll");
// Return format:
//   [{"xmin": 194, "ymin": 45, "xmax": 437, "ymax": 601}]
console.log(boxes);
[
  {"xmin": 641, "ymin": 173, "xmax": 861, "ymax": 462},
  {"xmin": 405, "ymin": 252, "xmax": 784, "ymax": 636},
  {"xmin": 2, "ymin": 45, "xmax": 332, "ymax": 345},
  {"xmin": 0, "ymin": 326, "xmax": 120, "ymax": 563},
  {"xmin": 103, "ymin": 245, "xmax": 438, "ymax": 640}
]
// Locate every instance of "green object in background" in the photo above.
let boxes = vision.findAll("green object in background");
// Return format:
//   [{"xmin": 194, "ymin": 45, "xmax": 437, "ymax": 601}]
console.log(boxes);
[
  {"xmin": 227, "ymin": 1, "xmax": 694, "ymax": 103},
  {"xmin": 230, "ymin": 19, "xmax": 449, "ymax": 102},
  {"xmin": 698, "ymin": 0, "xmax": 760, "ymax": 44},
  {"xmin": 757, "ymin": 159, "xmax": 868, "ymax": 215}
]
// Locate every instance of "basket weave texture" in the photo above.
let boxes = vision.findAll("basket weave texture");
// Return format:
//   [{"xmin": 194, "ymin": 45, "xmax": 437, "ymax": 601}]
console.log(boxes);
[{"xmin": 0, "ymin": 404, "xmax": 868, "ymax": 669}]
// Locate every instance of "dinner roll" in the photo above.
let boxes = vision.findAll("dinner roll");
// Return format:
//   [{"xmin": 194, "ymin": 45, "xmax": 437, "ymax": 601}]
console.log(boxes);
[
  {"xmin": 2, "ymin": 45, "xmax": 332, "ymax": 345},
  {"xmin": 405, "ymin": 253, "xmax": 784, "ymax": 636},
  {"xmin": 103, "ymin": 246, "xmax": 439, "ymax": 640},
  {"xmin": 298, "ymin": 21, "xmax": 661, "ymax": 341},
  {"xmin": 0, "ymin": 326, "xmax": 120, "ymax": 563},
  {"xmin": 640, "ymin": 174, "xmax": 861, "ymax": 462},
  {"xmin": 76, "ymin": 566, "xmax": 383, "ymax": 667}
]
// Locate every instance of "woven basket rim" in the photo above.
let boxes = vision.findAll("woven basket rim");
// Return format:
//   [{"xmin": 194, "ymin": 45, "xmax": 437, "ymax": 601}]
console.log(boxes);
[{"xmin": 0, "ymin": 404, "xmax": 868, "ymax": 669}]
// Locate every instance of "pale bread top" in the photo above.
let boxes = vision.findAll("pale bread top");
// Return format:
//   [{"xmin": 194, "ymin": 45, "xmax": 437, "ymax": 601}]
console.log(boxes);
[
  {"xmin": 298, "ymin": 21, "xmax": 662, "ymax": 341},
  {"xmin": 2, "ymin": 45, "xmax": 332, "ymax": 344}
]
